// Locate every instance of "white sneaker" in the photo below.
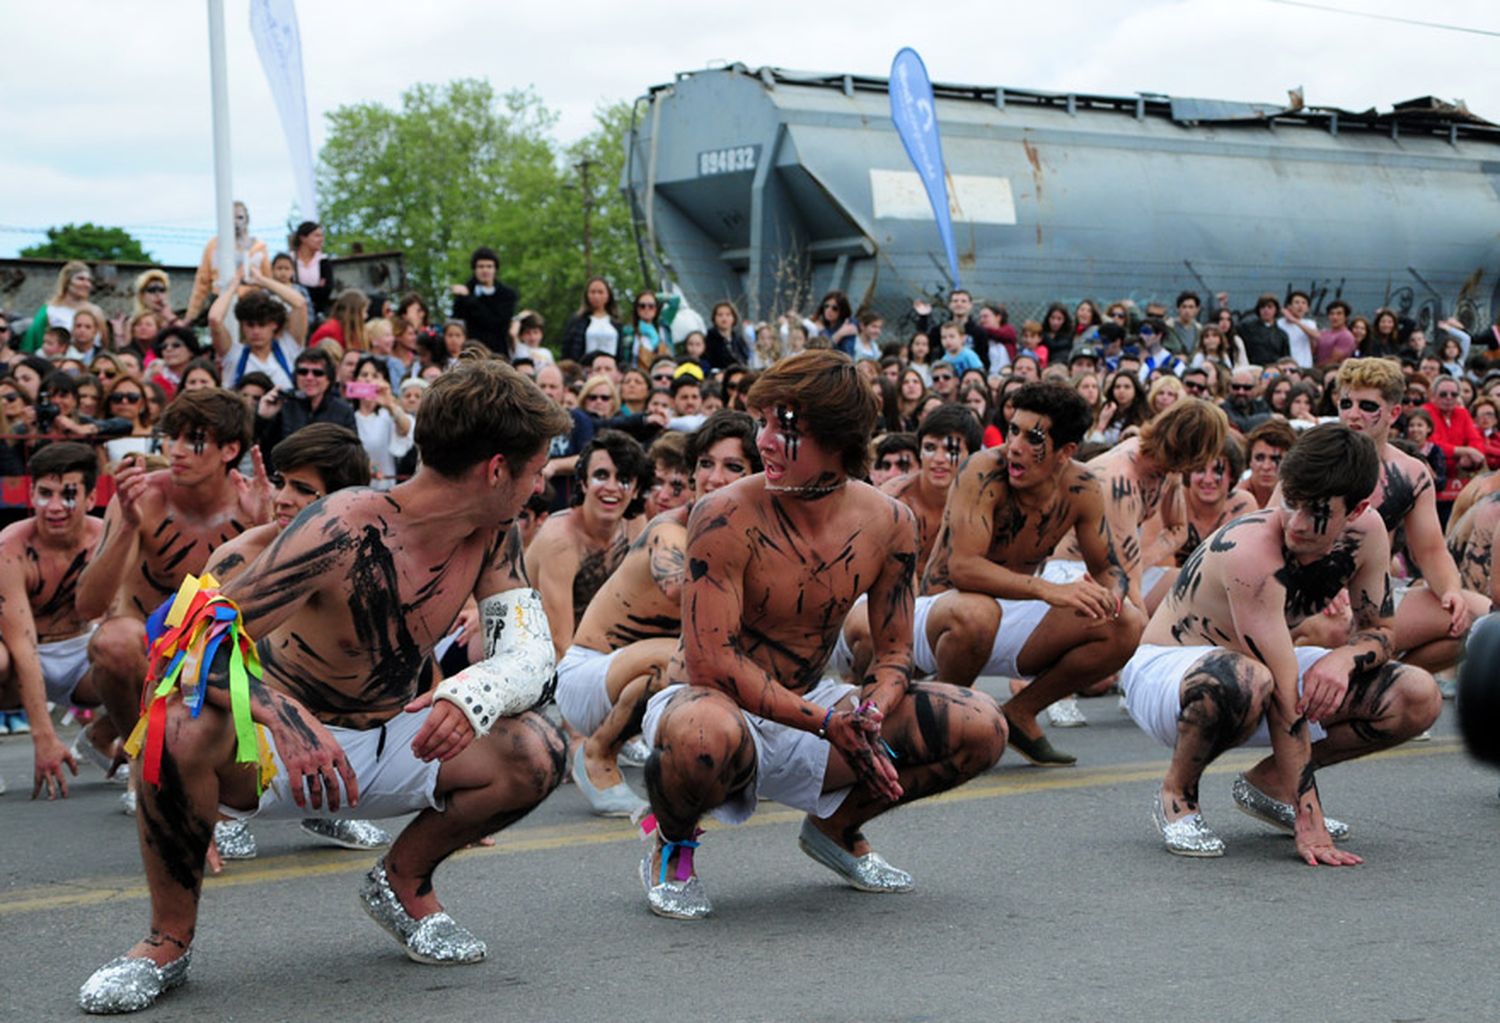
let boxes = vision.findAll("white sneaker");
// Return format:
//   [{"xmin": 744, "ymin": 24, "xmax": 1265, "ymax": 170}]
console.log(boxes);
[
  {"xmin": 1047, "ymin": 696, "xmax": 1087, "ymax": 728},
  {"xmin": 120, "ymin": 788, "xmax": 137, "ymax": 815}
]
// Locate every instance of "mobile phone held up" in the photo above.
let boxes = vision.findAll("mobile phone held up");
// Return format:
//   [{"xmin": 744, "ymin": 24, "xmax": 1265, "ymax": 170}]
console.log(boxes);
[{"xmin": 345, "ymin": 381, "xmax": 380, "ymax": 400}]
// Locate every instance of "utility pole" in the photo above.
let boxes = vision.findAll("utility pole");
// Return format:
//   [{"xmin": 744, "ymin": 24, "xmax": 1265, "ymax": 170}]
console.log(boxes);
[{"xmin": 576, "ymin": 157, "xmax": 596, "ymax": 277}]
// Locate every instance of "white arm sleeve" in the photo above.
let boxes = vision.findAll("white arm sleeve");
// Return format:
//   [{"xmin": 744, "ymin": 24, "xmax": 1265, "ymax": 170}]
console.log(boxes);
[{"xmin": 432, "ymin": 588, "xmax": 556, "ymax": 735}]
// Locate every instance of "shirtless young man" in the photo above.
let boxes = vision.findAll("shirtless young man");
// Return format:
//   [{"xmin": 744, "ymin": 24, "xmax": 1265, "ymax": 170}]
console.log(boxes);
[
  {"xmin": 200, "ymin": 424, "xmax": 389, "ymax": 860},
  {"xmin": 897, "ymin": 382, "xmax": 1143, "ymax": 766},
  {"xmin": 79, "ymin": 360, "xmax": 574, "ymax": 1013},
  {"xmin": 637, "ymin": 351, "xmax": 1007, "ymax": 920},
  {"xmin": 1175, "ymin": 436, "xmax": 1257, "ymax": 566},
  {"xmin": 558, "ymin": 411, "xmax": 760, "ymax": 816},
  {"xmin": 525, "ymin": 429, "xmax": 651, "ymax": 657},
  {"xmin": 1335, "ymin": 358, "xmax": 1488, "ymax": 671},
  {"xmin": 1123, "ymin": 424, "xmax": 1439, "ymax": 862},
  {"xmin": 75, "ymin": 389, "xmax": 272, "ymax": 808},
  {"xmin": 1046, "ymin": 398, "xmax": 1227, "ymax": 615},
  {"xmin": 832, "ymin": 407, "xmax": 980, "ymax": 679},
  {"xmin": 0, "ymin": 443, "xmax": 104, "ymax": 799}
]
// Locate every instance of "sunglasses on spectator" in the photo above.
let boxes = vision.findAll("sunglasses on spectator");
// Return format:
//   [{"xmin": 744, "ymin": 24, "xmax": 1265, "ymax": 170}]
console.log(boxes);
[
  {"xmin": 1184, "ymin": 382, "xmax": 1206, "ymax": 394},
  {"xmin": 1230, "ymin": 383, "xmax": 1254, "ymax": 392},
  {"xmin": 1435, "ymin": 389, "xmax": 1459, "ymax": 399},
  {"xmin": 160, "ymin": 341, "xmax": 186, "ymax": 351},
  {"xmin": 0, "ymin": 391, "xmax": 21, "ymax": 403},
  {"xmin": 143, "ymin": 284, "xmax": 168, "ymax": 295},
  {"xmin": 109, "ymin": 392, "xmax": 143, "ymax": 404},
  {"xmin": 1110, "ymin": 311, "xmax": 1127, "ymax": 320},
  {"xmin": 932, "ymin": 372, "xmax": 955, "ymax": 382},
  {"xmin": 637, "ymin": 301, "xmax": 656, "ymax": 310},
  {"xmin": 295, "ymin": 367, "xmax": 327, "ymax": 378},
  {"xmin": 1339, "ymin": 398, "xmax": 1382, "ymax": 414},
  {"xmin": 0, "ymin": 323, "xmax": 11, "ymax": 334},
  {"xmin": 585, "ymin": 392, "xmax": 612, "ymax": 403},
  {"xmin": 651, "ymin": 373, "xmax": 674, "ymax": 382}
]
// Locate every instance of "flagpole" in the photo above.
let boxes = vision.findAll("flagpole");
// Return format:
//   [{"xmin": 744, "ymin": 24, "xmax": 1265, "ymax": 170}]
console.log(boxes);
[{"xmin": 207, "ymin": 0, "xmax": 236, "ymax": 290}]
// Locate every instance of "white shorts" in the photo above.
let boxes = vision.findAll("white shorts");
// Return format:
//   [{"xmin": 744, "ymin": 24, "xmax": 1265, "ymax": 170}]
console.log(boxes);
[
  {"xmin": 641, "ymin": 677, "xmax": 857, "ymax": 826},
  {"xmin": 827, "ymin": 595, "xmax": 867, "ymax": 681},
  {"xmin": 38, "ymin": 628, "xmax": 95, "ymax": 705},
  {"xmin": 220, "ymin": 706, "xmax": 443, "ymax": 822},
  {"xmin": 555, "ymin": 644, "xmax": 619, "ymax": 735},
  {"xmin": 1043, "ymin": 558, "xmax": 1167, "ymax": 594},
  {"xmin": 1120, "ymin": 643, "xmax": 1330, "ymax": 749},
  {"xmin": 912, "ymin": 594, "xmax": 942, "ymax": 675},
  {"xmin": 985, "ymin": 598, "xmax": 1052, "ymax": 680}
]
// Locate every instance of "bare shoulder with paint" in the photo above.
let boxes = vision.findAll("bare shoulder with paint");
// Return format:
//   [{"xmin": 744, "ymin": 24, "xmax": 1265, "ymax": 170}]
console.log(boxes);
[
  {"xmin": 678, "ymin": 477, "xmax": 911, "ymax": 696},
  {"xmin": 573, "ymin": 510, "xmax": 688, "ymax": 653},
  {"xmin": 204, "ymin": 523, "xmax": 278, "ymax": 584},
  {"xmin": 228, "ymin": 489, "xmax": 493, "ymax": 730},
  {"xmin": 0, "ymin": 516, "xmax": 101, "ymax": 641}
]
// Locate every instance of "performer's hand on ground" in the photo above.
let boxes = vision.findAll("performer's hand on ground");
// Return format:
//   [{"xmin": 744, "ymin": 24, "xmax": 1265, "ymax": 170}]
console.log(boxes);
[
  {"xmin": 32, "ymin": 732, "xmax": 77, "ymax": 800},
  {"xmin": 272, "ymin": 703, "xmax": 357, "ymax": 811},
  {"xmin": 406, "ymin": 692, "xmax": 476, "ymax": 763},
  {"xmin": 206, "ymin": 835, "xmax": 224, "ymax": 875},
  {"xmin": 1295, "ymin": 826, "xmax": 1362, "ymax": 867}
]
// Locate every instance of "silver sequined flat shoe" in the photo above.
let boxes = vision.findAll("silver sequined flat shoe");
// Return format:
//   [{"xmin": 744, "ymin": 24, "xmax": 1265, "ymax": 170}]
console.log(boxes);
[
  {"xmin": 573, "ymin": 745, "xmax": 649, "ymax": 818},
  {"xmin": 797, "ymin": 818, "xmax": 914, "ymax": 892},
  {"xmin": 1231, "ymin": 774, "xmax": 1351, "ymax": 841},
  {"xmin": 1047, "ymin": 696, "xmax": 1088, "ymax": 728},
  {"xmin": 301, "ymin": 818, "xmax": 392, "ymax": 849},
  {"xmin": 213, "ymin": 819, "xmax": 257, "ymax": 860},
  {"xmin": 1152, "ymin": 792, "xmax": 1225, "ymax": 857},
  {"xmin": 79, "ymin": 951, "xmax": 191, "ymax": 1014},
  {"xmin": 358, "ymin": 859, "xmax": 487, "ymax": 965},
  {"xmin": 639, "ymin": 816, "xmax": 711, "ymax": 920}
]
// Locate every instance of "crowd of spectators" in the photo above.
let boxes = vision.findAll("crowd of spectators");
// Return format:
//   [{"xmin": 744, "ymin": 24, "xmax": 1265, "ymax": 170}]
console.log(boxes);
[{"xmin": 5, "ymin": 238, "xmax": 1500, "ymax": 522}]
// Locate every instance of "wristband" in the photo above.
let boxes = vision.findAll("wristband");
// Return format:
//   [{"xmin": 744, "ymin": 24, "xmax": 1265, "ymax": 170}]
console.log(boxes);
[{"xmin": 816, "ymin": 707, "xmax": 834, "ymax": 739}]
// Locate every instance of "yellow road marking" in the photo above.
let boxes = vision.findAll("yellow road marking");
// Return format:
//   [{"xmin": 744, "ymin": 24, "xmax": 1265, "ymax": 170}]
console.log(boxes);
[{"xmin": 0, "ymin": 740, "xmax": 1461, "ymax": 917}]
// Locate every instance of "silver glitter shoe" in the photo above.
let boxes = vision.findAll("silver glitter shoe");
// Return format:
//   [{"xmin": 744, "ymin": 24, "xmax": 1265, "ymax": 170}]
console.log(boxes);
[
  {"xmin": 79, "ymin": 951, "xmax": 191, "ymax": 1014},
  {"xmin": 301, "ymin": 818, "xmax": 393, "ymax": 850},
  {"xmin": 1046, "ymin": 696, "xmax": 1088, "ymax": 728},
  {"xmin": 358, "ymin": 859, "xmax": 487, "ymax": 965},
  {"xmin": 797, "ymin": 818, "xmax": 914, "ymax": 892},
  {"xmin": 1152, "ymin": 792, "xmax": 1225, "ymax": 857},
  {"xmin": 618, "ymin": 737, "xmax": 651, "ymax": 767},
  {"xmin": 573, "ymin": 745, "xmax": 649, "ymax": 818},
  {"xmin": 213, "ymin": 819, "xmax": 258, "ymax": 860},
  {"xmin": 1231, "ymin": 774, "xmax": 1351, "ymax": 841},
  {"xmin": 639, "ymin": 816, "xmax": 712, "ymax": 920},
  {"xmin": 119, "ymin": 788, "xmax": 137, "ymax": 816}
]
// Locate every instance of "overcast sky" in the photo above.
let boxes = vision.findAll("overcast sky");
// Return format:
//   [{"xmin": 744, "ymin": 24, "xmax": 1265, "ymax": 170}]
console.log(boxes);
[{"xmin": 4, "ymin": 0, "xmax": 1497, "ymax": 265}]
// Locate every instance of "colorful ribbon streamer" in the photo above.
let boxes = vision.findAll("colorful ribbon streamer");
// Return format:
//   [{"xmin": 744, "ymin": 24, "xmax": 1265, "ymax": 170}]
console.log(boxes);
[{"xmin": 124, "ymin": 573, "xmax": 274, "ymax": 793}]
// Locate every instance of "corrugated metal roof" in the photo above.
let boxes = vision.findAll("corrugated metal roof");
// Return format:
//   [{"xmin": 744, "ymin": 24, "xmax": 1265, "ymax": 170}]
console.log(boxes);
[{"xmin": 650, "ymin": 64, "xmax": 1500, "ymax": 143}]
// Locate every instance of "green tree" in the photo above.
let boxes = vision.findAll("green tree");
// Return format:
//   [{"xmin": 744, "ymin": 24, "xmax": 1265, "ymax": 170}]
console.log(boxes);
[
  {"xmin": 20, "ymin": 223, "xmax": 153, "ymax": 263},
  {"xmin": 316, "ymin": 80, "xmax": 641, "ymax": 346}
]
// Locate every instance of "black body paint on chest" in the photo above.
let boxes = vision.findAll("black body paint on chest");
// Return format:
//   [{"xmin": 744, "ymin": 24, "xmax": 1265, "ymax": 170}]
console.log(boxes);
[
  {"xmin": 1275, "ymin": 538, "xmax": 1360, "ymax": 621},
  {"xmin": 1376, "ymin": 461, "xmax": 1416, "ymax": 532},
  {"xmin": 346, "ymin": 525, "xmax": 425, "ymax": 705}
]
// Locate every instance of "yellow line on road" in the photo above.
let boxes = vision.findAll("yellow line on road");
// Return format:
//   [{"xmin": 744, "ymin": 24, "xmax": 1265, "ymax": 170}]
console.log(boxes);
[{"xmin": 0, "ymin": 740, "xmax": 1461, "ymax": 918}]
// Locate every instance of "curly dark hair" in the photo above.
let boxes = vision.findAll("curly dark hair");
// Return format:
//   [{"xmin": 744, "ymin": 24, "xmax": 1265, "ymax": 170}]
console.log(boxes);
[
  {"xmin": 572, "ymin": 428, "xmax": 653, "ymax": 518},
  {"xmin": 1010, "ymin": 381, "xmax": 1094, "ymax": 447}
]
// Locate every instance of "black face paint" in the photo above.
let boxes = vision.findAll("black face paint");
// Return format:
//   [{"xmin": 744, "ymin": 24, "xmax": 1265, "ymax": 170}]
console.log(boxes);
[
  {"xmin": 944, "ymin": 435, "xmax": 963, "ymax": 466},
  {"xmin": 776, "ymin": 405, "xmax": 801, "ymax": 462},
  {"xmin": 1309, "ymin": 498, "xmax": 1331, "ymax": 535},
  {"xmin": 188, "ymin": 427, "xmax": 208, "ymax": 456}
]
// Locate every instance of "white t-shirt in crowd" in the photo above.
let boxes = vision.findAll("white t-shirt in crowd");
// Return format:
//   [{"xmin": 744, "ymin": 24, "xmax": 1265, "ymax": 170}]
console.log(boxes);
[
  {"xmin": 1281, "ymin": 316, "xmax": 1316, "ymax": 367},
  {"xmin": 355, "ymin": 407, "xmax": 413, "ymax": 491},
  {"xmin": 513, "ymin": 341, "xmax": 555, "ymax": 367},
  {"xmin": 584, "ymin": 315, "xmax": 619, "ymax": 357},
  {"xmin": 220, "ymin": 334, "xmax": 302, "ymax": 390}
]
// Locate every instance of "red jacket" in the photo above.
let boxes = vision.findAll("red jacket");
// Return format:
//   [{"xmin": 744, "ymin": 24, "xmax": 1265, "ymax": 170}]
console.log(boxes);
[{"xmin": 1421, "ymin": 402, "xmax": 1484, "ymax": 461}]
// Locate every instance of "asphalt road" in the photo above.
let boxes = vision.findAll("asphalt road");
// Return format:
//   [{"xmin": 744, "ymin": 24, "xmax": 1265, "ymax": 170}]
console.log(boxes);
[{"xmin": 1, "ymin": 685, "xmax": 1496, "ymax": 1023}]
